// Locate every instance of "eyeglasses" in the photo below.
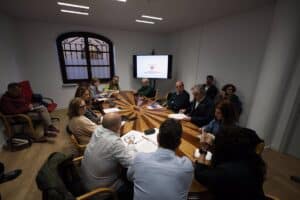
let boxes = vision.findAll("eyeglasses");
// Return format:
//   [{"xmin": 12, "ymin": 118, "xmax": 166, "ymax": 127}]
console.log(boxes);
[{"xmin": 80, "ymin": 105, "xmax": 86, "ymax": 108}]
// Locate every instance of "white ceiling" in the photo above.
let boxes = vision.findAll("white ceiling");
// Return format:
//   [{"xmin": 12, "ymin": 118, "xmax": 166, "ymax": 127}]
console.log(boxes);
[{"xmin": 0, "ymin": 0, "xmax": 275, "ymax": 33}]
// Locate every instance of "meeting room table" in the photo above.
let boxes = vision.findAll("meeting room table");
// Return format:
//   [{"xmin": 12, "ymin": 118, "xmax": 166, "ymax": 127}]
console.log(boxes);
[{"xmin": 105, "ymin": 90, "xmax": 209, "ymax": 194}]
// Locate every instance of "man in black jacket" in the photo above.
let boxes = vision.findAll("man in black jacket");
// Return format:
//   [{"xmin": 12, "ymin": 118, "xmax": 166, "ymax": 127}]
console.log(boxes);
[
  {"xmin": 203, "ymin": 75, "xmax": 218, "ymax": 101},
  {"xmin": 167, "ymin": 81, "xmax": 190, "ymax": 113},
  {"xmin": 182, "ymin": 84, "xmax": 214, "ymax": 127}
]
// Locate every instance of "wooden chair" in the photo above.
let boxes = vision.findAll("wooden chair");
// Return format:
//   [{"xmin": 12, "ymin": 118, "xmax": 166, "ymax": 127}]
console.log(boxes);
[
  {"xmin": 70, "ymin": 134, "xmax": 87, "ymax": 155},
  {"xmin": 255, "ymin": 142, "xmax": 265, "ymax": 155},
  {"xmin": 265, "ymin": 194, "xmax": 280, "ymax": 200},
  {"xmin": 0, "ymin": 112, "xmax": 35, "ymax": 150},
  {"xmin": 72, "ymin": 156, "xmax": 117, "ymax": 200}
]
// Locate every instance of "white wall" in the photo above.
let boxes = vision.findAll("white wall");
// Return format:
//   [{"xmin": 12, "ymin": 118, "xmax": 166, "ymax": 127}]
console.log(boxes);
[
  {"xmin": 170, "ymin": 5, "xmax": 274, "ymax": 125},
  {"xmin": 271, "ymin": 52, "xmax": 300, "ymax": 150},
  {"xmin": 15, "ymin": 20, "xmax": 172, "ymax": 108},
  {"xmin": 0, "ymin": 14, "xmax": 23, "ymax": 93}
]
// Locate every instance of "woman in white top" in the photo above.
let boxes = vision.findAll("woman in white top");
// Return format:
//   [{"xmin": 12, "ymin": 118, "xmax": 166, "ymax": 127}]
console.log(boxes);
[{"xmin": 68, "ymin": 97, "xmax": 97, "ymax": 145}]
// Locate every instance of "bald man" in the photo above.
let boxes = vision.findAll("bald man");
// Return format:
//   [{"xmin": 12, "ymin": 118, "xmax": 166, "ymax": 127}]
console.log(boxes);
[
  {"xmin": 137, "ymin": 78, "xmax": 155, "ymax": 98},
  {"xmin": 167, "ymin": 81, "xmax": 190, "ymax": 113},
  {"xmin": 81, "ymin": 113, "xmax": 135, "ymax": 199}
]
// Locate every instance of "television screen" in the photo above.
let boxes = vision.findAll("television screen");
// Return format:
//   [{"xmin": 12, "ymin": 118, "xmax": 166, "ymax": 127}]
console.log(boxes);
[{"xmin": 133, "ymin": 55, "xmax": 172, "ymax": 79}]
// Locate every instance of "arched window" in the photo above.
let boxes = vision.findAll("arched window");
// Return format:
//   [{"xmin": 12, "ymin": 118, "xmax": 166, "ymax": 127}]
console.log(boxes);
[{"xmin": 56, "ymin": 32, "xmax": 114, "ymax": 84}]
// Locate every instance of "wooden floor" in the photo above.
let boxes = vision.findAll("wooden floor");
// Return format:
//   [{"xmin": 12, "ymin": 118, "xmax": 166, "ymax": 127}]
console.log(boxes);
[{"xmin": 0, "ymin": 109, "xmax": 300, "ymax": 200}]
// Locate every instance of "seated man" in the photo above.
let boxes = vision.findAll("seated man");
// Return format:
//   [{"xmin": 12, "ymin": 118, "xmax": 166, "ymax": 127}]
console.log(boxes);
[
  {"xmin": 127, "ymin": 118, "xmax": 194, "ymax": 200},
  {"xmin": 137, "ymin": 78, "xmax": 155, "ymax": 98},
  {"xmin": 0, "ymin": 83, "xmax": 59, "ymax": 140},
  {"xmin": 80, "ymin": 113, "xmax": 135, "ymax": 199},
  {"xmin": 167, "ymin": 81, "xmax": 190, "ymax": 112},
  {"xmin": 182, "ymin": 84, "xmax": 214, "ymax": 127},
  {"xmin": 204, "ymin": 75, "xmax": 219, "ymax": 101}
]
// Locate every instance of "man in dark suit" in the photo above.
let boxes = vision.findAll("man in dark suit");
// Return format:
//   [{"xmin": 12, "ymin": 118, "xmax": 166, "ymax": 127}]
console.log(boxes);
[
  {"xmin": 181, "ymin": 84, "xmax": 214, "ymax": 127},
  {"xmin": 167, "ymin": 81, "xmax": 190, "ymax": 113},
  {"xmin": 203, "ymin": 75, "xmax": 218, "ymax": 101}
]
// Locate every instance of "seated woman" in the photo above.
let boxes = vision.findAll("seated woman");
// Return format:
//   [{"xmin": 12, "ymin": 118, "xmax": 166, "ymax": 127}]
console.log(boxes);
[
  {"xmin": 216, "ymin": 84, "xmax": 242, "ymax": 117},
  {"xmin": 75, "ymin": 86, "xmax": 102, "ymax": 124},
  {"xmin": 68, "ymin": 98, "xmax": 97, "ymax": 145},
  {"xmin": 194, "ymin": 126, "xmax": 266, "ymax": 200},
  {"xmin": 104, "ymin": 75, "xmax": 120, "ymax": 91},
  {"xmin": 201, "ymin": 101, "xmax": 237, "ymax": 135},
  {"xmin": 89, "ymin": 78, "xmax": 103, "ymax": 98}
]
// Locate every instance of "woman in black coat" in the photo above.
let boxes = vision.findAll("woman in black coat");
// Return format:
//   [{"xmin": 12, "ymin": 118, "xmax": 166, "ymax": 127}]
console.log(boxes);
[{"xmin": 194, "ymin": 126, "xmax": 266, "ymax": 200}]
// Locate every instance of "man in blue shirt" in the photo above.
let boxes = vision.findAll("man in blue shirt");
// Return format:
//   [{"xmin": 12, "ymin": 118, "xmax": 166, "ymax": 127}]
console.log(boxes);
[
  {"xmin": 127, "ymin": 119, "xmax": 194, "ymax": 200},
  {"xmin": 167, "ymin": 81, "xmax": 190, "ymax": 113}
]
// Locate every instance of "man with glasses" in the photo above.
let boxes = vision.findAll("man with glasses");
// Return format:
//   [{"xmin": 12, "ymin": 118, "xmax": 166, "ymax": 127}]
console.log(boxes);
[
  {"xmin": 167, "ymin": 81, "xmax": 190, "ymax": 113},
  {"xmin": 181, "ymin": 84, "xmax": 214, "ymax": 127}
]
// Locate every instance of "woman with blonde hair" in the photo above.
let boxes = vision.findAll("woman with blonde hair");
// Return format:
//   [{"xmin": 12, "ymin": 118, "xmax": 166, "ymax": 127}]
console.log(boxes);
[
  {"xmin": 68, "ymin": 97, "xmax": 97, "ymax": 145},
  {"xmin": 75, "ymin": 86, "xmax": 102, "ymax": 124}
]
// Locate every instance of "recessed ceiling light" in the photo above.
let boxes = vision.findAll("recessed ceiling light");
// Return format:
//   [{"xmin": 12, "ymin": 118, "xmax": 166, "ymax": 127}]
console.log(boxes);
[
  {"xmin": 57, "ymin": 2, "xmax": 90, "ymax": 9},
  {"xmin": 135, "ymin": 19, "xmax": 155, "ymax": 24},
  {"xmin": 116, "ymin": 0, "xmax": 127, "ymax": 2},
  {"xmin": 141, "ymin": 15, "xmax": 163, "ymax": 21},
  {"xmin": 60, "ymin": 9, "xmax": 89, "ymax": 16}
]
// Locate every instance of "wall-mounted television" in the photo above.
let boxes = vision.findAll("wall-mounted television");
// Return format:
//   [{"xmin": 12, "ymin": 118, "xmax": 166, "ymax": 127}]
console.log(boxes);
[{"xmin": 133, "ymin": 55, "xmax": 172, "ymax": 79}]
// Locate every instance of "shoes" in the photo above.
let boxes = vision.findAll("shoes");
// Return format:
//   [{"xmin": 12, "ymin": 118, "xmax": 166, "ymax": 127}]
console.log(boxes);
[
  {"xmin": 0, "ymin": 169, "xmax": 22, "ymax": 184},
  {"xmin": 33, "ymin": 136, "xmax": 48, "ymax": 143},
  {"xmin": 44, "ymin": 132, "xmax": 57, "ymax": 137},
  {"xmin": 48, "ymin": 125, "xmax": 59, "ymax": 133}
]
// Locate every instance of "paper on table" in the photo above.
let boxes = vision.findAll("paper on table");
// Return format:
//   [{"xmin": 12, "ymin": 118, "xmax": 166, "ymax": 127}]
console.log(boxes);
[
  {"xmin": 103, "ymin": 107, "xmax": 121, "ymax": 114},
  {"xmin": 168, "ymin": 113, "xmax": 188, "ymax": 120},
  {"xmin": 121, "ymin": 129, "xmax": 159, "ymax": 153},
  {"xmin": 32, "ymin": 105, "xmax": 44, "ymax": 110},
  {"xmin": 146, "ymin": 103, "xmax": 163, "ymax": 110},
  {"xmin": 97, "ymin": 97, "xmax": 109, "ymax": 102}
]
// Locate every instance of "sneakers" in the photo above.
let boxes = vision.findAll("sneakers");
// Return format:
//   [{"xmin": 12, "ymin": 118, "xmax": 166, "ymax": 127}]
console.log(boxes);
[
  {"xmin": 33, "ymin": 136, "xmax": 48, "ymax": 143},
  {"xmin": 44, "ymin": 132, "xmax": 57, "ymax": 137},
  {"xmin": 0, "ymin": 169, "xmax": 22, "ymax": 184},
  {"xmin": 48, "ymin": 125, "xmax": 59, "ymax": 133}
]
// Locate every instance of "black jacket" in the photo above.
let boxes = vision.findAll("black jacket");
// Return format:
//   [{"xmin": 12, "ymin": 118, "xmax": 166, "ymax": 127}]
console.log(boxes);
[
  {"xmin": 186, "ymin": 96, "xmax": 214, "ymax": 127},
  {"xmin": 204, "ymin": 84, "xmax": 218, "ymax": 100},
  {"xmin": 195, "ymin": 161, "xmax": 265, "ymax": 200},
  {"xmin": 167, "ymin": 90, "xmax": 190, "ymax": 113}
]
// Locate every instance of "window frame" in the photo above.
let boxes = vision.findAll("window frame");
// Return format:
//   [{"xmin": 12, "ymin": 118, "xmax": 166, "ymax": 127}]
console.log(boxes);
[{"xmin": 56, "ymin": 32, "xmax": 115, "ymax": 84}]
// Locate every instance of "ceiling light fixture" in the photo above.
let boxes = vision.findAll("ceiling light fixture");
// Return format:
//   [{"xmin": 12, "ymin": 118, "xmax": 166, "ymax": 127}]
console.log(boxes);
[
  {"xmin": 135, "ymin": 19, "xmax": 155, "ymax": 24},
  {"xmin": 116, "ymin": 0, "xmax": 127, "ymax": 2},
  {"xmin": 60, "ymin": 9, "xmax": 89, "ymax": 16},
  {"xmin": 57, "ymin": 2, "xmax": 90, "ymax": 9},
  {"xmin": 141, "ymin": 15, "xmax": 163, "ymax": 21}
]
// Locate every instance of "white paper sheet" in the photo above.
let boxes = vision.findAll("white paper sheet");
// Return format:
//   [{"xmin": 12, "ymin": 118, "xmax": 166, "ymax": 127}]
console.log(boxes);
[
  {"xmin": 103, "ymin": 107, "xmax": 121, "ymax": 114},
  {"xmin": 146, "ymin": 103, "xmax": 163, "ymax": 110},
  {"xmin": 168, "ymin": 113, "xmax": 188, "ymax": 120},
  {"xmin": 121, "ymin": 129, "xmax": 159, "ymax": 153}
]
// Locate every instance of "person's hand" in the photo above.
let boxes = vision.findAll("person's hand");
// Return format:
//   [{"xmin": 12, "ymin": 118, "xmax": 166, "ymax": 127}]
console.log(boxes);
[
  {"xmin": 198, "ymin": 128, "xmax": 203, "ymax": 134},
  {"xmin": 179, "ymin": 109, "xmax": 186, "ymax": 113},
  {"xmin": 183, "ymin": 116, "xmax": 191, "ymax": 121},
  {"xmin": 28, "ymin": 104, "xmax": 33, "ymax": 110},
  {"xmin": 200, "ymin": 133, "xmax": 215, "ymax": 145}
]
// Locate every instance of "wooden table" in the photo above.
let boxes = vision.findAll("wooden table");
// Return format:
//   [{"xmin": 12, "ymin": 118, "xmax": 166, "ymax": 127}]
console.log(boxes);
[{"xmin": 111, "ymin": 91, "xmax": 207, "ymax": 193}]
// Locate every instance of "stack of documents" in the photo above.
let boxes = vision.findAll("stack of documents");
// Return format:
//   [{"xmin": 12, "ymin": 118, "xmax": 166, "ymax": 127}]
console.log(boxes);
[
  {"xmin": 168, "ymin": 113, "xmax": 188, "ymax": 120},
  {"xmin": 103, "ymin": 107, "xmax": 121, "ymax": 114}
]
